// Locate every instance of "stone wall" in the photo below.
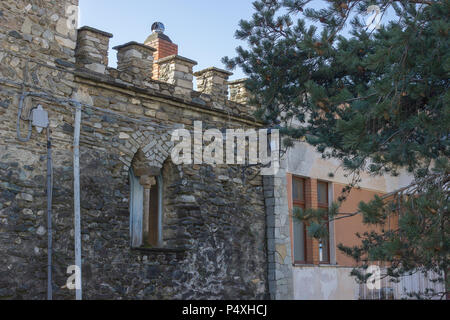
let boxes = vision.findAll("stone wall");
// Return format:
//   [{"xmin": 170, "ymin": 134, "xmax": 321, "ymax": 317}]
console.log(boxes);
[
  {"xmin": 0, "ymin": 0, "xmax": 269, "ymax": 300},
  {"xmin": 264, "ymin": 157, "xmax": 293, "ymax": 300},
  {"xmin": 195, "ymin": 67, "xmax": 232, "ymax": 104}
]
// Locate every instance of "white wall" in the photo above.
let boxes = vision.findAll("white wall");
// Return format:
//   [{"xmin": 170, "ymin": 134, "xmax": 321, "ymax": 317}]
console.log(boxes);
[
  {"xmin": 293, "ymin": 266, "xmax": 446, "ymax": 300},
  {"xmin": 293, "ymin": 266, "xmax": 358, "ymax": 300},
  {"xmin": 286, "ymin": 141, "xmax": 413, "ymax": 193}
]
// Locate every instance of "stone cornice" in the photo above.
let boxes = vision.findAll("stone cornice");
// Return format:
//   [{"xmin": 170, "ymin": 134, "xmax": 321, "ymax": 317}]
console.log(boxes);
[
  {"xmin": 194, "ymin": 67, "xmax": 233, "ymax": 77},
  {"xmin": 74, "ymin": 69, "xmax": 263, "ymax": 127},
  {"xmin": 78, "ymin": 26, "xmax": 113, "ymax": 38},
  {"xmin": 156, "ymin": 54, "xmax": 198, "ymax": 66},
  {"xmin": 112, "ymin": 41, "xmax": 156, "ymax": 52}
]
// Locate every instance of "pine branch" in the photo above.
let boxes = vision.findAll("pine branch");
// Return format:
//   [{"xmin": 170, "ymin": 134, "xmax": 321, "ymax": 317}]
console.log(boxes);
[
  {"xmin": 402, "ymin": 0, "xmax": 435, "ymax": 5},
  {"xmin": 330, "ymin": 172, "xmax": 450, "ymax": 222}
]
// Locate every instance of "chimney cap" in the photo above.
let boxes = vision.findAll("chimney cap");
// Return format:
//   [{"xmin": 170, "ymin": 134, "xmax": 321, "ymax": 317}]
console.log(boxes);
[
  {"xmin": 151, "ymin": 22, "xmax": 165, "ymax": 34},
  {"xmin": 228, "ymin": 78, "xmax": 249, "ymax": 85},
  {"xmin": 194, "ymin": 67, "xmax": 233, "ymax": 77},
  {"xmin": 156, "ymin": 54, "xmax": 197, "ymax": 66},
  {"xmin": 78, "ymin": 26, "xmax": 113, "ymax": 38},
  {"xmin": 113, "ymin": 41, "xmax": 156, "ymax": 52}
]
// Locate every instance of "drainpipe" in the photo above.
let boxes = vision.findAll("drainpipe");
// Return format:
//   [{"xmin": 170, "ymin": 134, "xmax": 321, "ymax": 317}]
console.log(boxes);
[
  {"xmin": 20, "ymin": 98, "xmax": 52, "ymax": 300},
  {"xmin": 46, "ymin": 126, "xmax": 53, "ymax": 300},
  {"xmin": 13, "ymin": 87, "xmax": 86, "ymax": 299},
  {"xmin": 73, "ymin": 102, "xmax": 82, "ymax": 300}
]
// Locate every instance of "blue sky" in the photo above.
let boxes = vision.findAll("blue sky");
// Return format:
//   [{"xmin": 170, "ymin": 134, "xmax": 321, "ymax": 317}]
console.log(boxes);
[
  {"xmin": 79, "ymin": 1, "xmax": 392, "ymax": 81},
  {"xmin": 79, "ymin": 0, "xmax": 257, "ymax": 80}
]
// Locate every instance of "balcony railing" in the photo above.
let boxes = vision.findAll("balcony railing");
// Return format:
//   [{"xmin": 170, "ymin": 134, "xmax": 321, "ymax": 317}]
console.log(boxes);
[{"xmin": 358, "ymin": 269, "xmax": 446, "ymax": 300}]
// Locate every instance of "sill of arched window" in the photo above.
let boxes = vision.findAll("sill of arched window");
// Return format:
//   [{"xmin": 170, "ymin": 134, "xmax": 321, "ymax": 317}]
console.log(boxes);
[
  {"xmin": 292, "ymin": 262, "xmax": 338, "ymax": 268},
  {"xmin": 131, "ymin": 246, "xmax": 186, "ymax": 254}
]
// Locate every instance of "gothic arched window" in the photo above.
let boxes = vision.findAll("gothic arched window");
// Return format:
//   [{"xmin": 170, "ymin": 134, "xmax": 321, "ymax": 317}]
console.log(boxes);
[{"xmin": 129, "ymin": 150, "xmax": 163, "ymax": 248}]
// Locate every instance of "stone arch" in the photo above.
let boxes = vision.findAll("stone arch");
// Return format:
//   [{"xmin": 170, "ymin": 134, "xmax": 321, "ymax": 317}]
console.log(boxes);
[
  {"xmin": 118, "ymin": 128, "xmax": 174, "ymax": 177},
  {"xmin": 124, "ymin": 128, "xmax": 174, "ymax": 248}
]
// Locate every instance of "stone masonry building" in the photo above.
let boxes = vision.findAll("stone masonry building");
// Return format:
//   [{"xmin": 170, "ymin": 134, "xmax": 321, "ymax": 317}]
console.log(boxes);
[
  {"xmin": 3, "ymin": 0, "xmax": 433, "ymax": 301},
  {"xmin": 0, "ymin": 0, "xmax": 285, "ymax": 299}
]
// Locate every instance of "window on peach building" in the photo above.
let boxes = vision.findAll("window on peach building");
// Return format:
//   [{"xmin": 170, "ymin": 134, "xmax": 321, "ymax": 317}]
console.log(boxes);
[
  {"xmin": 291, "ymin": 177, "xmax": 332, "ymax": 265},
  {"xmin": 318, "ymin": 181, "xmax": 330, "ymax": 264},
  {"xmin": 292, "ymin": 177, "xmax": 307, "ymax": 263}
]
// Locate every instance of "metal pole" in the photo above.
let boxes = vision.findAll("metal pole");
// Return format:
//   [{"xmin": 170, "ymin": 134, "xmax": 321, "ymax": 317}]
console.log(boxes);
[
  {"xmin": 46, "ymin": 127, "xmax": 53, "ymax": 300},
  {"xmin": 73, "ymin": 103, "xmax": 82, "ymax": 300}
]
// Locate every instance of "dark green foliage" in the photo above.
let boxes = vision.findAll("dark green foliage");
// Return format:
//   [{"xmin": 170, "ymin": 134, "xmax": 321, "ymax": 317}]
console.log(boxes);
[{"xmin": 225, "ymin": 0, "xmax": 449, "ymax": 298}]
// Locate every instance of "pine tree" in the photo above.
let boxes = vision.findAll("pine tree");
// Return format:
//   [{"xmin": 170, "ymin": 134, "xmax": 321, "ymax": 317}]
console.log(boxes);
[{"xmin": 224, "ymin": 0, "xmax": 449, "ymax": 298}]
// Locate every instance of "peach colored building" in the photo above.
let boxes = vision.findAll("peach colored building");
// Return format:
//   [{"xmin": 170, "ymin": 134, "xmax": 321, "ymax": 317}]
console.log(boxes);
[{"xmin": 267, "ymin": 140, "xmax": 445, "ymax": 300}]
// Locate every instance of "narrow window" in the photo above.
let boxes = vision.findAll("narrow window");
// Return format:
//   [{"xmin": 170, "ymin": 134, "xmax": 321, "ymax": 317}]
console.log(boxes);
[
  {"xmin": 129, "ymin": 167, "xmax": 163, "ymax": 248},
  {"xmin": 317, "ymin": 181, "xmax": 330, "ymax": 264},
  {"xmin": 129, "ymin": 168, "xmax": 143, "ymax": 248},
  {"xmin": 292, "ymin": 177, "xmax": 307, "ymax": 263},
  {"xmin": 147, "ymin": 174, "xmax": 163, "ymax": 247}
]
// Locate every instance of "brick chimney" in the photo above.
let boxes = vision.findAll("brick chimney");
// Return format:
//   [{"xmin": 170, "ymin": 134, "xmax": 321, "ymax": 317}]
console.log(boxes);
[{"xmin": 144, "ymin": 22, "xmax": 178, "ymax": 80}]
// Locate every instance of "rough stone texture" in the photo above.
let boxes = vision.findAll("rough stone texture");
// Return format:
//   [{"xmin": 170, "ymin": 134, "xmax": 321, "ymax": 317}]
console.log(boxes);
[
  {"xmin": 264, "ymin": 157, "xmax": 294, "ymax": 300},
  {"xmin": 75, "ymin": 26, "xmax": 113, "ymax": 75},
  {"xmin": 144, "ymin": 31, "xmax": 178, "ymax": 81},
  {"xmin": 195, "ymin": 67, "xmax": 233, "ymax": 104},
  {"xmin": 228, "ymin": 79, "xmax": 256, "ymax": 114},
  {"xmin": 114, "ymin": 42, "xmax": 155, "ymax": 85},
  {"xmin": 0, "ymin": 0, "xmax": 269, "ymax": 300},
  {"xmin": 156, "ymin": 55, "xmax": 197, "ymax": 96}
]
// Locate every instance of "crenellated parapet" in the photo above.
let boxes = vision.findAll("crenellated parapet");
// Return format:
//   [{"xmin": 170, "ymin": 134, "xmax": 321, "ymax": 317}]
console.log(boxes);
[
  {"xmin": 76, "ymin": 26, "xmax": 113, "ymax": 74},
  {"xmin": 113, "ymin": 41, "xmax": 156, "ymax": 85},
  {"xmin": 71, "ymin": 23, "xmax": 257, "ymax": 118},
  {"xmin": 194, "ymin": 67, "xmax": 233, "ymax": 104},
  {"xmin": 156, "ymin": 54, "xmax": 197, "ymax": 96},
  {"xmin": 0, "ymin": 0, "xmax": 270, "ymax": 301},
  {"xmin": 228, "ymin": 78, "xmax": 257, "ymax": 114}
]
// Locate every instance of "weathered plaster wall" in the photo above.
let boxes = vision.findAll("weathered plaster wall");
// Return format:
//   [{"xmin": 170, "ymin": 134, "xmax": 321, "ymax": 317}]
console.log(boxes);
[
  {"xmin": 293, "ymin": 265, "xmax": 446, "ymax": 300},
  {"xmin": 285, "ymin": 133, "xmax": 413, "ymax": 300},
  {"xmin": 285, "ymin": 141, "xmax": 405, "ymax": 269},
  {"xmin": 287, "ymin": 141, "xmax": 413, "ymax": 193},
  {"xmin": 292, "ymin": 266, "xmax": 358, "ymax": 300},
  {"xmin": 332, "ymin": 183, "xmax": 397, "ymax": 267}
]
